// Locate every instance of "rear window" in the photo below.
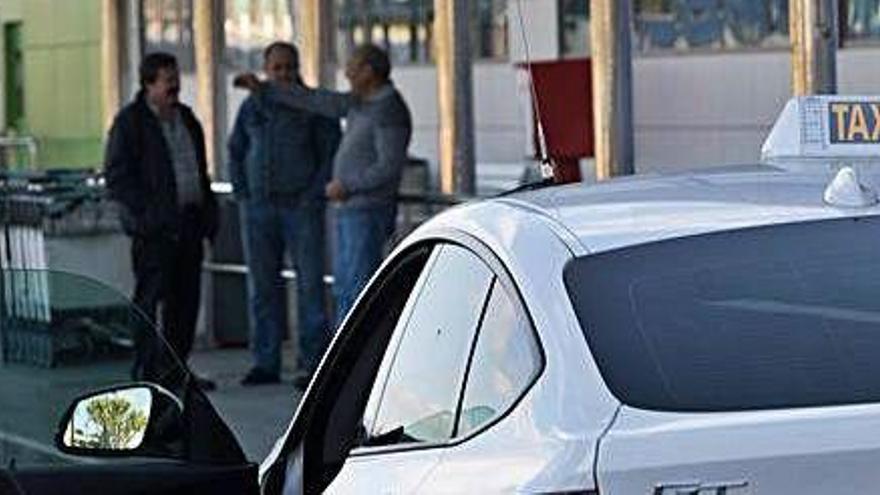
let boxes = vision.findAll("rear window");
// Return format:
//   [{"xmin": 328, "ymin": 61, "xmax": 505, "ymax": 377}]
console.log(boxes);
[{"xmin": 564, "ymin": 216, "xmax": 880, "ymax": 412}]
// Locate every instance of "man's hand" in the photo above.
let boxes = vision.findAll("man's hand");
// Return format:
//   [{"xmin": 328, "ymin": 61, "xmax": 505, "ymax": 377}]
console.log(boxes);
[
  {"xmin": 233, "ymin": 72, "xmax": 261, "ymax": 91},
  {"xmin": 325, "ymin": 179, "xmax": 347, "ymax": 202}
]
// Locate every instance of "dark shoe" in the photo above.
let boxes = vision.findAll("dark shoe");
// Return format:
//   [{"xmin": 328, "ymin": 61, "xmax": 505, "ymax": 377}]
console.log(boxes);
[
  {"xmin": 241, "ymin": 368, "xmax": 281, "ymax": 386},
  {"xmin": 194, "ymin": 375, "xmax": 217, "ymax": 392}
]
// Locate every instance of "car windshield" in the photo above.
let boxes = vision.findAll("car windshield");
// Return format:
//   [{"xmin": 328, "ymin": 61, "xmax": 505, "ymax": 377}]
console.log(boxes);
[
  {"xmin": 0, "ymin": 268, "xmax": 189, "ymax": 466},
  {"xmin": 564, "ymin": 215, "xmax": 880, "ymax": 412}
]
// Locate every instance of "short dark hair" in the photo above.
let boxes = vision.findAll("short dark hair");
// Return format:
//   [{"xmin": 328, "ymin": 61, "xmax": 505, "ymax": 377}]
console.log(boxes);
[
  {"xmin": 263, "ymin": 41, "xmax": 300, "ymax": 67},
  {"xmin": 352, "ymin": 44, "xmax": 391, "ymax": 81},
  {"xmin": 139, "ymin": 52, "xmax": 178, "ymax": 89}
]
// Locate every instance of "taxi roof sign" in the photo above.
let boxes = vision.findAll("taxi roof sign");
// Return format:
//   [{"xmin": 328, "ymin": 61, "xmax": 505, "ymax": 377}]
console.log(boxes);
[{"xmin": 762, "ymin": 96, "xmax": 880, "ymax": 163}]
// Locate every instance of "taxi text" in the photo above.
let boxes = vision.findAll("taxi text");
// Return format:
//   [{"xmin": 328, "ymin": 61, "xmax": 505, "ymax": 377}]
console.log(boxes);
[{"xmin": 829, "ymin": 102, "xmax": 880, "ymax": 144}]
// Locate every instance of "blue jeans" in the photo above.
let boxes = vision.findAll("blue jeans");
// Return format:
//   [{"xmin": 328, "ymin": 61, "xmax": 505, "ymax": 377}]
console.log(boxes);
[
  {"xmin": 240, "ymin": 200, "xmax": 329, "ymax": 374},
  {"xmin": 333, "ymin": 204, "xmax": 397, "ymax": 325}
]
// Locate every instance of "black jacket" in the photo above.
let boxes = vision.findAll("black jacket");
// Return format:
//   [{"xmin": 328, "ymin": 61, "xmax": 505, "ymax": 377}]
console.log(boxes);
[{"xmin": 104, "ymin": 92, "xmax": 218, "ymax": 240}]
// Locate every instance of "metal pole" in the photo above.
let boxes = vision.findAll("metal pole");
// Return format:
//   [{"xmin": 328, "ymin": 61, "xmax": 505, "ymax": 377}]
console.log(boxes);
[
  {"xmin": 100, "ymin": 0, "xmax": 122, "ymax": 132},
  {"xmin": 194, "ymin": 0, "xmax": 227, "ymax": 176},
  {"xmin": 790, "ymin": 0, "xmax": 838, "ymax": 95},
  {"xmin": 435, "ymin": 0, "xmax": 476, "ymax": 195},
  {"xmin": 589, "ymin": 0, "xmax": 634, "ymax": 180},
  {"xmin": 298, "ymin": 0, "xmax": 337, "ymax": 88},
  {"xmin": 120, "ymin": 0, "xmax": 144, "ymax": 102}
]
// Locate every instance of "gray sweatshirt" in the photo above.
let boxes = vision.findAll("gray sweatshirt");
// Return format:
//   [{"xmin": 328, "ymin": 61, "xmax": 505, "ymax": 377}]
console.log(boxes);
[{"xmin": 265, "ymin": 82, "xmax": 412, "ymax": 209}]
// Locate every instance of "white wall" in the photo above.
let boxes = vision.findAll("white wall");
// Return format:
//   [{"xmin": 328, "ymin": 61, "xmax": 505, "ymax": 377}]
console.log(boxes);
[
  {"xmin": 631, "ymin": 47, "xmax": 880, "ymax": 173},
  {"xmin": 390, "ymin": 63, "xmax": 531, "ymax": 185},
  {"xmin": 632, "ymin": 50, "xmax": 792, "ymax": 173}
]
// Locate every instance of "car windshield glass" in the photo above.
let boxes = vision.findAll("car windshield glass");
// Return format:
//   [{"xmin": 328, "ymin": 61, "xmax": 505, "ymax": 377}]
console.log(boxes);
[
  {"xmin": 0, "ymin": 269, "xmax": 189, "ymax": 467},
  {"xmin": 564, "ymin": 216, "xmax": 880, "ymax": 412}
]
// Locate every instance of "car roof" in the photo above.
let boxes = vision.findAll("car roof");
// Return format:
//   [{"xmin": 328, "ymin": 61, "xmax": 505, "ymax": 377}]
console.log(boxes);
[{"xmin": 494, "ymin": 164, "xmax": 880, "ymax": 254}]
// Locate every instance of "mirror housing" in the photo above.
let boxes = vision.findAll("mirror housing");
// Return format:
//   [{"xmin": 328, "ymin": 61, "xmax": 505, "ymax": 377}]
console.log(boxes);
[{"xmin": 55, "ymin": 383, "xmax": 185, "ymax": 458}]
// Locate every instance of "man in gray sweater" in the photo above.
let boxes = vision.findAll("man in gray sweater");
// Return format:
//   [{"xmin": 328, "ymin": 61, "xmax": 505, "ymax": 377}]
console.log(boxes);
[{"xmin": 236, "ymin": 43, "xmax": 412, "ymax": 327}]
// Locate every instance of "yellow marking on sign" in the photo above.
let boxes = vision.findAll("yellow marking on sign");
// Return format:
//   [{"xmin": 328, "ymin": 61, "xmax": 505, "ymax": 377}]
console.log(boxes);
[
  {"xmin": 849, "ymin": 104, "xmax": 870, "ymax": 141},
  {"xmin": 871, "ymin": 104, "xmax": 880, "ymax": 140},
  {"xmin": 831, "ymin": 103, "xmax": 849, "ymax": 141}
]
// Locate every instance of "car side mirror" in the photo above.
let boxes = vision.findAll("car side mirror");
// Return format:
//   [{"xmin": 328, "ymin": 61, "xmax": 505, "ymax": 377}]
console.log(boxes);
[{"xmin": 55, "ymin": 383, "xmax": 185, "ymax": 458}]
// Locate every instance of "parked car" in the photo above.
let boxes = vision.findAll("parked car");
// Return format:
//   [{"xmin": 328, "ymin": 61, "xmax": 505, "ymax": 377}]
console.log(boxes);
[{"xmin": 5, "ymin": 96, "xmax": 880, "ymax": 494}]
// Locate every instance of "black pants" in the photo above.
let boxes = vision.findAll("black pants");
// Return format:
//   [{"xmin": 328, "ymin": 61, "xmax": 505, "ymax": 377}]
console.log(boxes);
[{"xmin": 130, "ymin": 212, "xmax": 204, "ymax": 381}]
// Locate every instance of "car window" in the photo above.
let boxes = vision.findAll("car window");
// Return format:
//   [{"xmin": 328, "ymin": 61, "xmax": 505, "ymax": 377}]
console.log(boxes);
[
  {"xmin": 366, "ymin": 244, "xmax": 494, "ymax": 446},
  {"xmin": 564, "ymin": 216, "xmax": 880, "ymax": 412},
  {"xmin": 0, "ymin": 269, "xmax": 190, "ymax": 467},
  {"xmin": 457, "ymin": 280, "xmax": 541, "ymax": 437}
]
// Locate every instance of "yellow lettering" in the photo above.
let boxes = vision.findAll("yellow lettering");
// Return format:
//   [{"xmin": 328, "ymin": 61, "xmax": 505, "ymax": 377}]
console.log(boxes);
[
  {"xmin": 831, "ymin": 103, "xmax": 850, "ymax": 141},
  {"xmin": 871, "ymin": 104, "xmax": 880, "ymax": 141},
  {"xmin": 849, "ymin": 104, "xmax": 870, "ymax": 141}
]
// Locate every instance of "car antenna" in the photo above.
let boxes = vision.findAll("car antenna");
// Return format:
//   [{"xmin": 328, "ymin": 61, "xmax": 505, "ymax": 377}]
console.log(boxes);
[
  {"xmin": 515, "ymin": 0, "xmax": 554, "ymax": 180},
  {"xmin": 495, "ymin": 0, "xmax": 556, "ymax": 197}
]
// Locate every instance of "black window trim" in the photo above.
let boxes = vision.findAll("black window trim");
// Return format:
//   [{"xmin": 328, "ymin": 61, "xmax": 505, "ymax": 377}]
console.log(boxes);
[{"xmin": 349, "ymin": 230, "xmax": 547, "ymax": 458}]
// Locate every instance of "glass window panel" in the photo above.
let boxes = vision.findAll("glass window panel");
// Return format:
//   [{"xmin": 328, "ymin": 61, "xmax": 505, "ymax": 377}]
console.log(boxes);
[
  {"xmin": 369, "ymin": 245, "xmax": 494, "ymax": 445},
  {"xmin": 564, "ymin": 216, "xmax": 880, "ymax": 412},
  {"xmin": 457, "ymin": 281, "xmax": 541, "ymax": 437},
  {"xmin": 633, "ymin": 0, "xmax": 790, "ymax": 53},
  {"xmin": 559, "ymin": 0, "xmax": 590, "ymax": 58},
  {"xmin": 844, "ymin": 0, "xmax": 880, "ymax": 41},
  {"xmin": 335, "ymin": 0, "xmax": 505, "ymax": 65},
  {"xmin": 224, "ymin": 0, "xmax": 293, "ymax": 72},
  {"xmin": 141, "ymin": 0, "xmax": 195, "ymax": 72}
]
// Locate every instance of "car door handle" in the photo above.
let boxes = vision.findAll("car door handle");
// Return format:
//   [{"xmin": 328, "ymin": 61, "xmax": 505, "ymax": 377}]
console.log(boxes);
[{"xmin": 654, "ymin": 479, "xmax": 748, "ymax": 494}]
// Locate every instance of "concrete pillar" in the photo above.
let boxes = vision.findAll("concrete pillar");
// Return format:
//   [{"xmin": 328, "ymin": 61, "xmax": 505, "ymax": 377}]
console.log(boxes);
[
  {"xmin": 297, "ymin": 0, "xmax": 336, "ymax": 88},
  {"xmin": 100, "ymin": 0, "xmax": 122, "ymax": 131},
  {"xmin": 589, "ymin": 0, "xmax": 634, "ymax": 179},
  {"xmin": 790, "ymin": 0, "xmax": 838, "ymax": 95},
  {"xmin": 435, "ymin": 0, "xmax": 476, "ymax": 195},
  {"xmin": 193, "ymin": 0, "xmax": 226, "ymax": 175}
]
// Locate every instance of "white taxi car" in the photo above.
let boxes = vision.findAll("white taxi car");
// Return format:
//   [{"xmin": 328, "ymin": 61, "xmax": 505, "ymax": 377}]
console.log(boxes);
[
  {"xmin": 10, "ymin": 96, "xmax": 880, "ymax": 495},
  {"xmin": 254, "ymin": 96, "xmax": 880, "ymax": 494}
]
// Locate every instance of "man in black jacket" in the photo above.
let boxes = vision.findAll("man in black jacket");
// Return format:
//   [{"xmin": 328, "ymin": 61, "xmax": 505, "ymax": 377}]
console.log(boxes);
[{"xmin": 104, "ymin": 52, "xmax": 218, "ymax": 390}]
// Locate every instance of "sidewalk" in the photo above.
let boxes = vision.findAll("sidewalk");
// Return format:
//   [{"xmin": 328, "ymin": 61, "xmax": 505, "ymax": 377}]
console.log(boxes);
[{"xmin": 188, "ymin": 344, "xmax": 304, "ymax": 462}]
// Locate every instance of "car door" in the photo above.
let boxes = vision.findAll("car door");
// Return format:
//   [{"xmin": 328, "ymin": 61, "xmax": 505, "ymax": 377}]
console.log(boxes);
[
  {"xmin": 420, "ymin": 274, "xmax": 546, "ymax": 493},
  {"xmin": 324, "ymin": 242, "xmax": 496, "ymax": 493},
  {"xmin": 259, "ymin": 240, "xmax": 498, "ymax": 494},
  {"xmin": 0, "ymin": 269, "xmax": 258, "ymax": 495}
]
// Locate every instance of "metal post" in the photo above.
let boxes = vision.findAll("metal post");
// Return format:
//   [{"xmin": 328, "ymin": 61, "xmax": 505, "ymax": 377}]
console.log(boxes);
[
  {"xmin": 435, "ymin": 0, "xmax": 476, "ymax": 195},
  {"xmin": 589, "ymin": 0, "xmax": 634, "ymax": 180},
  {"xmin": 790, "ymin": 0, "xmax": 838, "ymax": 95},
  {"xmin": 100, "ymin": 0, "xmax": 122, "ymax": 132},
  {"xmin": 120, "ymin": 0, "xmax": 144, "ymax": 102},
  {"xmin": 194, "ymin": 0, "xmax": 227, "ymax": 176},
  {"xmin": 298, "ymin": 0, "xmax": 337, "ymax": 88}
]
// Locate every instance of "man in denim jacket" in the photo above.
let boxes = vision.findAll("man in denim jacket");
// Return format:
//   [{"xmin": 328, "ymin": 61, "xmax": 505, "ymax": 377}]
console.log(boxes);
[{"xmin": 228, "ymin": 42, "xmax": 340, "ymax": 386}]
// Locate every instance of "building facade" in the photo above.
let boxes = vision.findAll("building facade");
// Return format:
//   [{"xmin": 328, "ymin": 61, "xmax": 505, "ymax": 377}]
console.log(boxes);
[
  {"xmin": 0, "ymin": 0, "xmax": 104, "ymax": 169},
  {"xmin": 4, "ymin": 1, "xmax": 880, "ymax": 179}
]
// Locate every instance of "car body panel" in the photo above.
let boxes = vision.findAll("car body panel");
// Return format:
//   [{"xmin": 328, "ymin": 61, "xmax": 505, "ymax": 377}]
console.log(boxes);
[
  {"xmin": 514, "ymin": 166, "xmax": 880, "ymax": 254},
  {"xmin": 324, "ymin": 448, "xmax": 443, "ymax": 494},
  {"xmin": 599, "ymin": 404, "xmax": 880, "ymax": 494},
  {"xmin": 414, "ymin": 203, "xmax": 619, "ymax": 493}
]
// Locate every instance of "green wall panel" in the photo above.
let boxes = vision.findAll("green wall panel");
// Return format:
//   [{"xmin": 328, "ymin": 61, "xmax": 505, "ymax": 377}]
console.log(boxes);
[
  {"xmin": 39, "ymin": 137, "xmax": 103, "ymax": 170},
  {"xmin": 21, "ymin": 0, "xmax": 102, "ymax": 169}
]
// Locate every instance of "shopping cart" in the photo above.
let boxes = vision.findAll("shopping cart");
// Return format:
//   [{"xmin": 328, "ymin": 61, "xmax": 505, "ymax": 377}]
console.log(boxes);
[{"xmin": 0, "ymin": 170, "xmax": 126, "ymax": 367}]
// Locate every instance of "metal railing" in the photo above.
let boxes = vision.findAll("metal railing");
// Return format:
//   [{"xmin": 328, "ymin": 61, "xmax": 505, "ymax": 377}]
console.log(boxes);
[
  {"xmin": 204, "ymin": 181, "xmax": 475, "ymax": 286},
  {"xmin": 0, "ymin": 136, "xmax": 38, "ymax": 172}
]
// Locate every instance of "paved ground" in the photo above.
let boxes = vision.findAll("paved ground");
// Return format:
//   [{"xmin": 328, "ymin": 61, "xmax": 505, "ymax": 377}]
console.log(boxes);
[
  {"xmin": 188, "ymin": 344, "xmax": 305, "ymax": 462},
  {"xmin": 0, "ymin": 342, "xmax": 301, "ymax": 466}
]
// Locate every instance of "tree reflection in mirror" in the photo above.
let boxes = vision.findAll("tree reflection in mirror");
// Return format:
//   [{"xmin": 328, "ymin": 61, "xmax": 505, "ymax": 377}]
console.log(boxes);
[{"xmin": 62, "ymin": 387, "xmax": 152, "ymax": 451}]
